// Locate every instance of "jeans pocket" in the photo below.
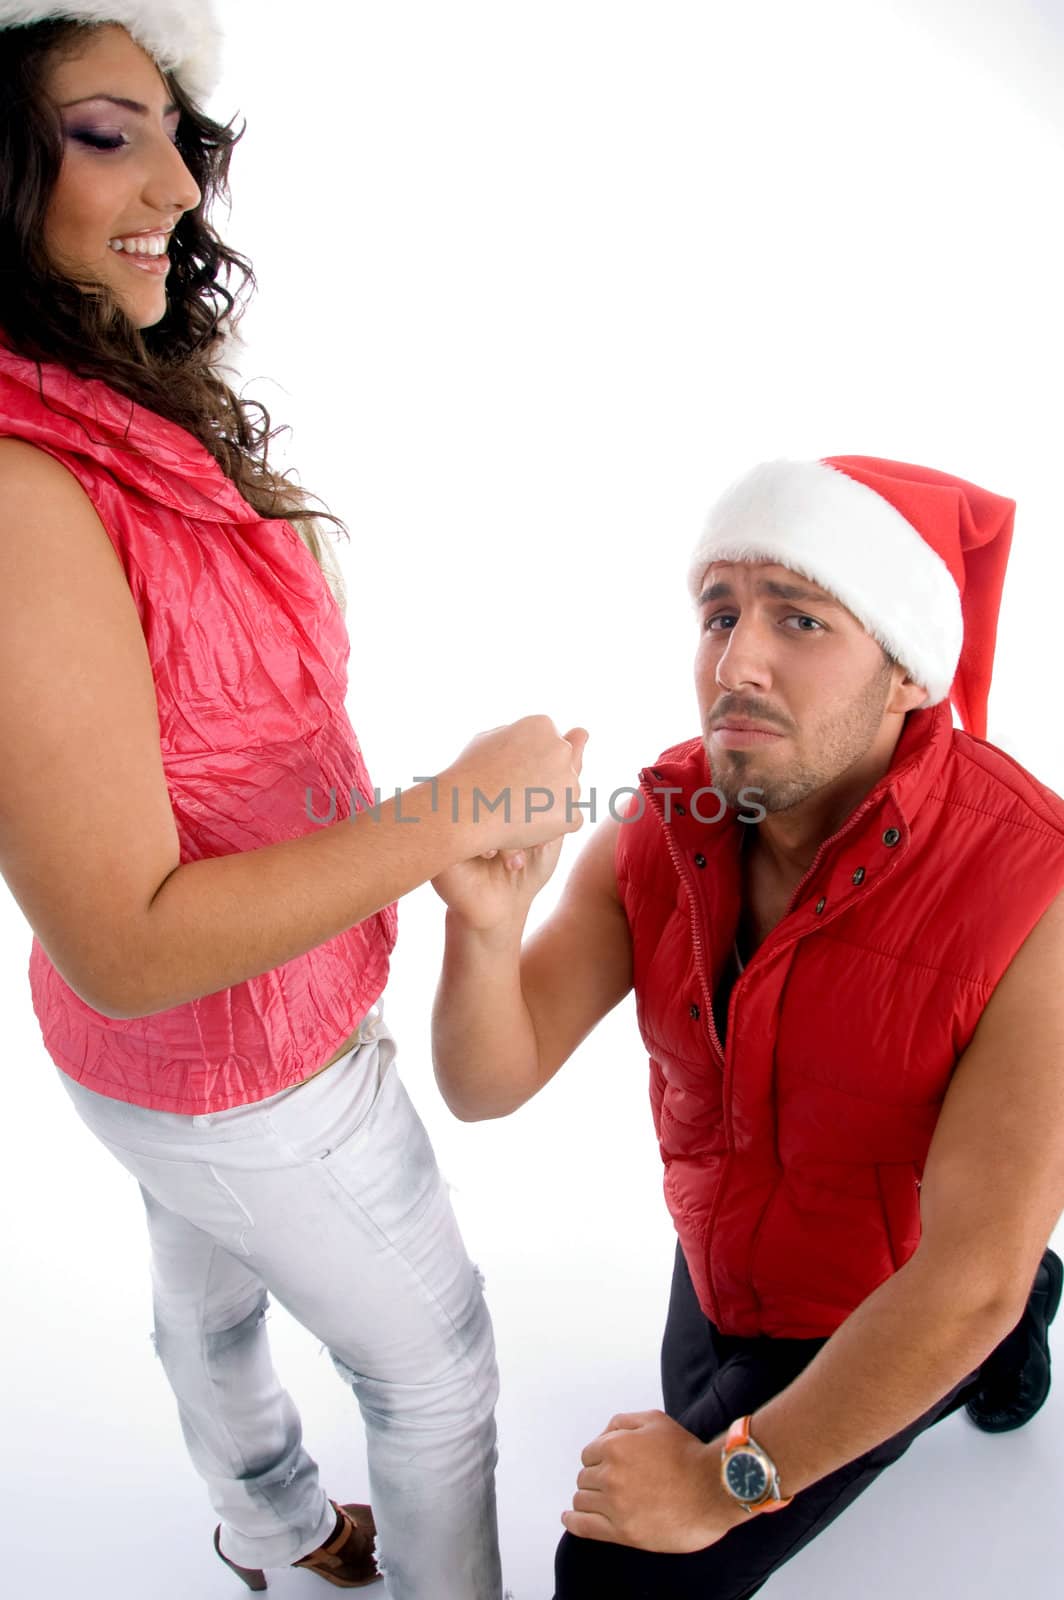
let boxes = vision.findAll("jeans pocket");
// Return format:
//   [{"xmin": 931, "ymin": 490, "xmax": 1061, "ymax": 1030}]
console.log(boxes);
[
  {"xmin": 317, "ymin": 1054, "xmax": 445, "ymax": 1249},
  {"xmin": 265, "ymin": 1032, "xmax": 396, "ymax": 1166}
]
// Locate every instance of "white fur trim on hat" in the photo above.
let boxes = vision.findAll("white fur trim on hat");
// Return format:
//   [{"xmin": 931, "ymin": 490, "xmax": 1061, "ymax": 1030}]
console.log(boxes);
[
  {"xmin": 0, "ymin": 0, "xmax": 223, "ymax": 101},
  {"xmin": 687, "ymin": 458, "xmax": 964, "ymax": 709}
]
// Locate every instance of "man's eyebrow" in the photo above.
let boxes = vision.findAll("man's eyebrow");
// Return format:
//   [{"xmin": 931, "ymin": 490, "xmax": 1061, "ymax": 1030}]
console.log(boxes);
[
  {"xmin": 59, "ymin": 95, "xmax": 180, "ymax": 116},
  {"xmin": 697, "ymin": 579, "xmax": 844, "ymax": 609}
]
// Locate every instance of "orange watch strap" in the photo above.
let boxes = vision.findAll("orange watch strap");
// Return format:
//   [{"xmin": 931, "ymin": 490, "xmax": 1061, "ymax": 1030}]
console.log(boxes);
[
  {"xmin": 723, "ymin": 1415, "xmax": 794, "ymax": 1511},
  {"xmin": 724, "ymin": 1415, "xmax": 753, "ymax": 1450}
]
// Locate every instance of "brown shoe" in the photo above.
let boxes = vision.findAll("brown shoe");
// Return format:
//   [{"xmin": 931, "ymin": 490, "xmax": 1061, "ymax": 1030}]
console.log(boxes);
[
  {"xmin": 293, "ymin": 1501, "xmax": 381, "ymax": 1589},
  {"xmin": 213, "ymin": 1500, "xmax": 381, "ymax": 1591}
]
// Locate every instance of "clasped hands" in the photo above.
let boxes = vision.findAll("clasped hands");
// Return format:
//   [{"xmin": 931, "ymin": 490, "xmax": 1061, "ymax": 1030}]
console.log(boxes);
[{"xmin": 561, "ymin": 1409, "xmax": 745, "ymax": 1552}]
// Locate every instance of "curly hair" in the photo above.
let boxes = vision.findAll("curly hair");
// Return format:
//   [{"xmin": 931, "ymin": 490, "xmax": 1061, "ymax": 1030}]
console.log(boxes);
[{"xmin": 0, "ymin": 18, "xmax": 348, "ymax": 612}]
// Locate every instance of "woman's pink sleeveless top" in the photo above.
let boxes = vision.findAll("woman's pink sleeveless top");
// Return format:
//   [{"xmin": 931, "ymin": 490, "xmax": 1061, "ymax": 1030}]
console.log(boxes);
[{"xmin": 0, "ymin": 344, "xmax": 397, "ymax": 1112}]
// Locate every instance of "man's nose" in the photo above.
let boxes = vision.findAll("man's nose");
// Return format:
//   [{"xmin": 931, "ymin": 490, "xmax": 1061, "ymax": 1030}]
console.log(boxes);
[{"xmin": 715, "ymin": 620, "xmax": 773, "ymax": 693}]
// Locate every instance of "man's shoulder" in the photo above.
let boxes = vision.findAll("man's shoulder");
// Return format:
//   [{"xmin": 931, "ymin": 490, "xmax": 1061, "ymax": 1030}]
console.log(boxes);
[{"xmin": 942, "ymin": 727, "xmax": 1064, "ymax": 839}]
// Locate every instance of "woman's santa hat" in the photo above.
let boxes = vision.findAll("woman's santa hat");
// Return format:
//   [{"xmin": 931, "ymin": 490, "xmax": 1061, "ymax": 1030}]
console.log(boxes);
[
  {"xmin": 688, "ymin": 456, "xmax": 1016, "ymax": 741},
  {"xmin": 0, "ymin": 1, "xmax": 223, "ymax": 102}
]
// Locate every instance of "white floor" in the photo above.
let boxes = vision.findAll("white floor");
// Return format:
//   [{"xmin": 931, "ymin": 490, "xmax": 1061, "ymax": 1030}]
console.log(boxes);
[{"xmin": 2, "ymin": 887, "xmax": 1061, "ymax": 1599}]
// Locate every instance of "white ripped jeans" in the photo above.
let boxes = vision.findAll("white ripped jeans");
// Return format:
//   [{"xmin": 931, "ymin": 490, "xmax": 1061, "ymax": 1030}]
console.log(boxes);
[{"xmin": 58, "ymin": 1004, "xmax": 503, "ymax": 1600}]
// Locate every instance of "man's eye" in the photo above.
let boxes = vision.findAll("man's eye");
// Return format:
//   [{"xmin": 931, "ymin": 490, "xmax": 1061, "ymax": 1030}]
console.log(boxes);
[
  {"xmin": 703, "ymin": 613, "xmax": 736, "ymax": 631},
  {"xmin": 786, "ymin": 615, "xmax": 824, "ymax": 631}
]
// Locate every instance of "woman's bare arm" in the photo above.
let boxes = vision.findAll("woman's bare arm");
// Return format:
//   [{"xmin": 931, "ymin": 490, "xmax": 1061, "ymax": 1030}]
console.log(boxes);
[{"xmin": 0, "ymin": 440, "xmax": 583, "ymax": 1018}]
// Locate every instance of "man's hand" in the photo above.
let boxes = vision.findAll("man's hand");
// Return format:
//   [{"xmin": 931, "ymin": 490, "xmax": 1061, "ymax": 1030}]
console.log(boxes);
[
  {"xmin": 431, "ymin": 838, "xmax": 565, "ymax": 930},
  {"xmin": 432, "ymin": 719, "xmax": 588, "ymax": 931},
  {"xmin": 561, "ymin": 1410, "xmax": 742, "ymax": 1552}
]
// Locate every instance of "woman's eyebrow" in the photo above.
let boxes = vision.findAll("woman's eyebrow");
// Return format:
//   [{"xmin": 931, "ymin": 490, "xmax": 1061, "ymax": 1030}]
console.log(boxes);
[{"xmin": 60, "ymin": 94, "xmax": 180, "ymax": 116}]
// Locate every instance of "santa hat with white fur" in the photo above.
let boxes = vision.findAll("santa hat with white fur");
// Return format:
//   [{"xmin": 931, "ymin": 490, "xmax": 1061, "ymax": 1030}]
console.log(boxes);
[
  {"xmin": 0, "ymin": 0, "xmax": 223, "ymax": 103},
  {"xmin": 687, "ymin": 456, "xmax": 1016, "ymax": 741}
]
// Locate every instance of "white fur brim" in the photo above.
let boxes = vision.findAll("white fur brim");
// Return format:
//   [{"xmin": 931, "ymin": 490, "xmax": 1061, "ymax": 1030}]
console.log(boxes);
[
  {"xmin": 0, "ymin": 0, "xmax": 223, "ymax": 101},
  {"xmin": 687, "ymin": 458, "xmax": 963, "ymax": 707}
]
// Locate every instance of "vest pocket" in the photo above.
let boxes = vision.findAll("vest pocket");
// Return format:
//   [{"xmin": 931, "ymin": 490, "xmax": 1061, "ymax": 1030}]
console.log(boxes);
[{"xmin": 876, "ymin": 1162, "xmax": 922, "ymax": 1270}]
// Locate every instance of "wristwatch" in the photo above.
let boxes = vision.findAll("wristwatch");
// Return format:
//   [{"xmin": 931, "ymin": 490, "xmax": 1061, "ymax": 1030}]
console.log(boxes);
[{"xmin": 720, "ymin": 1416, "xmax": 794, "ymax": 1514}]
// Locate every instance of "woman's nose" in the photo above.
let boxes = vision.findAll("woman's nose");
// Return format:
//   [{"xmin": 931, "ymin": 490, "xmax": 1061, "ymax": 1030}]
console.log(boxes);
[{"xmin": 144, "ymin": 139, "xmax": 202, "ymax": 218}]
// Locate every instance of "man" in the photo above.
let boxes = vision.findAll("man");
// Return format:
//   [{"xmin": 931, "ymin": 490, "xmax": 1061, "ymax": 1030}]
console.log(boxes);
[{"xmin": 430, "ymin": 455, "xmax": 1064, "ymax": 1599}]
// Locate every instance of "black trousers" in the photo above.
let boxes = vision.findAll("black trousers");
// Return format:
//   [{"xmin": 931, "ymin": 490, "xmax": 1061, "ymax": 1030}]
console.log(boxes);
[{"xmin": 553, "ymin": 1244, "xmax": 982, "ymax": 1600}]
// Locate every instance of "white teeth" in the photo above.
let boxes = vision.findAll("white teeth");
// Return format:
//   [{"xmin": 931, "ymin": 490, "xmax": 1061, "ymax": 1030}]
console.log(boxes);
[{"xmin": 109, "ymin": 234, "xmax": 168, "ymax": 255}]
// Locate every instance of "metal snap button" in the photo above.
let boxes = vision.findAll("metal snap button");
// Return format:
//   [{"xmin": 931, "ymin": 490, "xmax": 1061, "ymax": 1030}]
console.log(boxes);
[
  {"xmin": 883, "ymin": 827, "xmax": 901, "ymax": 847},
  {"xmin": 852, "ymin": 867, "xmax": 866, "ymax": 885},
  {"xmin": 694, "ymin": 852, "xmax": 706, "ymax": 868},
  {"xmin": 815, "ymin": 896, "xmax": 826, "ymax": 914},
  {"xmin": 689, "ymin": 1002, "xmax": 700, "ymax": 1020}
]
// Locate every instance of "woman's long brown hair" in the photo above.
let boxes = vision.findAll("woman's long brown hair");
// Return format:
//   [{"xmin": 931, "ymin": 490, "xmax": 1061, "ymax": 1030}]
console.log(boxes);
[{"xmin": 0, "ymin": 19, "xmax": 348, "ymax": 611}]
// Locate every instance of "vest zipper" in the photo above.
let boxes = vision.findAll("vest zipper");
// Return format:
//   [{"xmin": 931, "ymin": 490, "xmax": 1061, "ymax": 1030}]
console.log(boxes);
[
  {"xmin": 643, "ymin": 777, "xmax": 725, "ymax": 1066},
  {"xmin": 643, "ymin": 771, "xmax": 900, "ymax": 1333}
]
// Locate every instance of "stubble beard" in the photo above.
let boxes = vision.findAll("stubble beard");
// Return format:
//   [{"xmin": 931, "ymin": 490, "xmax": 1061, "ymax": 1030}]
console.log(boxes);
[{"xmin": 709, "ymin": 656, "xmax": 895, "ymax": 816}]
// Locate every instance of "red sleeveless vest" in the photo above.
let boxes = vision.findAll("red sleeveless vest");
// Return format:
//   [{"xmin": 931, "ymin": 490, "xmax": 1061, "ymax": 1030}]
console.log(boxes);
[
  {"xmin": 0, "ymin": 343, "xmax": 397, "ymax": 1114},
  {"xmin": 616, "ymin": 703, "xmax": 1064, "ymax": 1338}
]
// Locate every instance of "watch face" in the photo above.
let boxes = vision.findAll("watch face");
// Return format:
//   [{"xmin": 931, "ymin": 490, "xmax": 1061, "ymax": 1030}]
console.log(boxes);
[{"xmin": 725, "ymin": 1449, "xmax": 769, "ymax": 1503}]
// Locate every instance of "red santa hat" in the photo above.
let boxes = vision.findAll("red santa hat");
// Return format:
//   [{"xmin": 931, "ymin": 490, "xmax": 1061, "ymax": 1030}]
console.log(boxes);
[{"xmin": 687, "ymin": 456, "xmax": 1016, "ymax": 741}]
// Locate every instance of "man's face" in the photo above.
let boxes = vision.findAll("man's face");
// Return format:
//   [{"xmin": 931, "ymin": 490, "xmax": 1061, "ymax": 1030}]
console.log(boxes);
[{"xmin": 694, "ymin": 560, "xmax": 914, "ymax": 815}]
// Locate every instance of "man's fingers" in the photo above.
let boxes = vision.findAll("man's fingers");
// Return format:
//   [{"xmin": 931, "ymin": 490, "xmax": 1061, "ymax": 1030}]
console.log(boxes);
[
  {"xmin": 561, "ymin": 1509, "xmax": 620, "ymax": 1544},
  {"xmin": 581, "ymin": 1412, "xmax": 650, "ymax": 1466},
  {"xmin": 479, "ymin": 848, "xmax": 528, "ymax": 869},
  {"xmin": 575, "ymin": 1465, "xmax": 605, "ymax": 1491},
  {"xmin": 606, "ymin": 1410, "xmax": 656, "ymax": 1433}
]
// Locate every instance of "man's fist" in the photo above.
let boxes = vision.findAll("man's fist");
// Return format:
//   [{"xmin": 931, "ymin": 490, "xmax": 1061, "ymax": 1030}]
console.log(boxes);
[{"xmin": 562, "ymin": 1410, "xmax": 742, "ymax": 1553}]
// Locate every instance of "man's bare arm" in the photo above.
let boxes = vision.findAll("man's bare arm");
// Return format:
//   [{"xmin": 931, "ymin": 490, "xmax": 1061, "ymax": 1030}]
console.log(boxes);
[{"xmin": 432, "ymin": 816, "xmax": 634, "ymax": 1119}]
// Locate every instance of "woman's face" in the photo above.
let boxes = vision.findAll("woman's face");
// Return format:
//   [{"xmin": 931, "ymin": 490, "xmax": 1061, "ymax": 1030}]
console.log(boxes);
[{"xmin": 41, "ymin": 24, "xmax": 202, "ymax": 329}]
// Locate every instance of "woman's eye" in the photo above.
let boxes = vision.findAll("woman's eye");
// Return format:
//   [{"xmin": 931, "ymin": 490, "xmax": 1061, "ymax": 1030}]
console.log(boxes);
[{"xmin": 70, "ymin": 130, "xmax": 129, "ymax": 152}]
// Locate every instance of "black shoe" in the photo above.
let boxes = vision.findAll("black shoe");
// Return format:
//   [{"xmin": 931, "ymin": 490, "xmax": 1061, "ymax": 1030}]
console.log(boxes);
[{"xmin": 965, "ymin": 1247, "xmax": 1063, "ymax": 1433}]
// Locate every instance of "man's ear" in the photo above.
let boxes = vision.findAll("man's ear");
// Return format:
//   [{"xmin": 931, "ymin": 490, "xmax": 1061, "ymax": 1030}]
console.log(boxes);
[{"xmin": 887, "ymin": 668, "xmax": 932, "ymax": 717}]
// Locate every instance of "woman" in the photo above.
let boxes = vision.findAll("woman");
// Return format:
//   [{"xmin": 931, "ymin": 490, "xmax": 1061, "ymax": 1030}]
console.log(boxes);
[{"xmin": 0, "ymin": 4, "xmax": 585, "ymax": 1595}]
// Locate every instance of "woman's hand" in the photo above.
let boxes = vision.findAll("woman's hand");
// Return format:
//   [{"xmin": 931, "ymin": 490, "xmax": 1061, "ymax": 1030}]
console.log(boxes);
[{"xmin": 441, "ymin": 718, "xmax": 589, "ymax": 853}]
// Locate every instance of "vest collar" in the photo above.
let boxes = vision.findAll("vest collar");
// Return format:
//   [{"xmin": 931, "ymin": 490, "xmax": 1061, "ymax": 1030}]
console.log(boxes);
[{"xmin": 638, "ymin": 701, "xmax": 956, "ymax": 944}]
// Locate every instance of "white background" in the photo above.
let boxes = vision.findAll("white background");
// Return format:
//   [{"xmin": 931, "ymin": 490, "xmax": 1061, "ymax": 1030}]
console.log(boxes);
[{"xmin": 2, "ymin": 1, "xmax": 1063, "ymax": 1595}]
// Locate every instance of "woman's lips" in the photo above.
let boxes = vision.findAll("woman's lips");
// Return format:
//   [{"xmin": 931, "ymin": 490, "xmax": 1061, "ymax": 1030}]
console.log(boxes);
[{"xmin": 117, "ymin": 252, "xmax": 170, "ymax": 277}]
